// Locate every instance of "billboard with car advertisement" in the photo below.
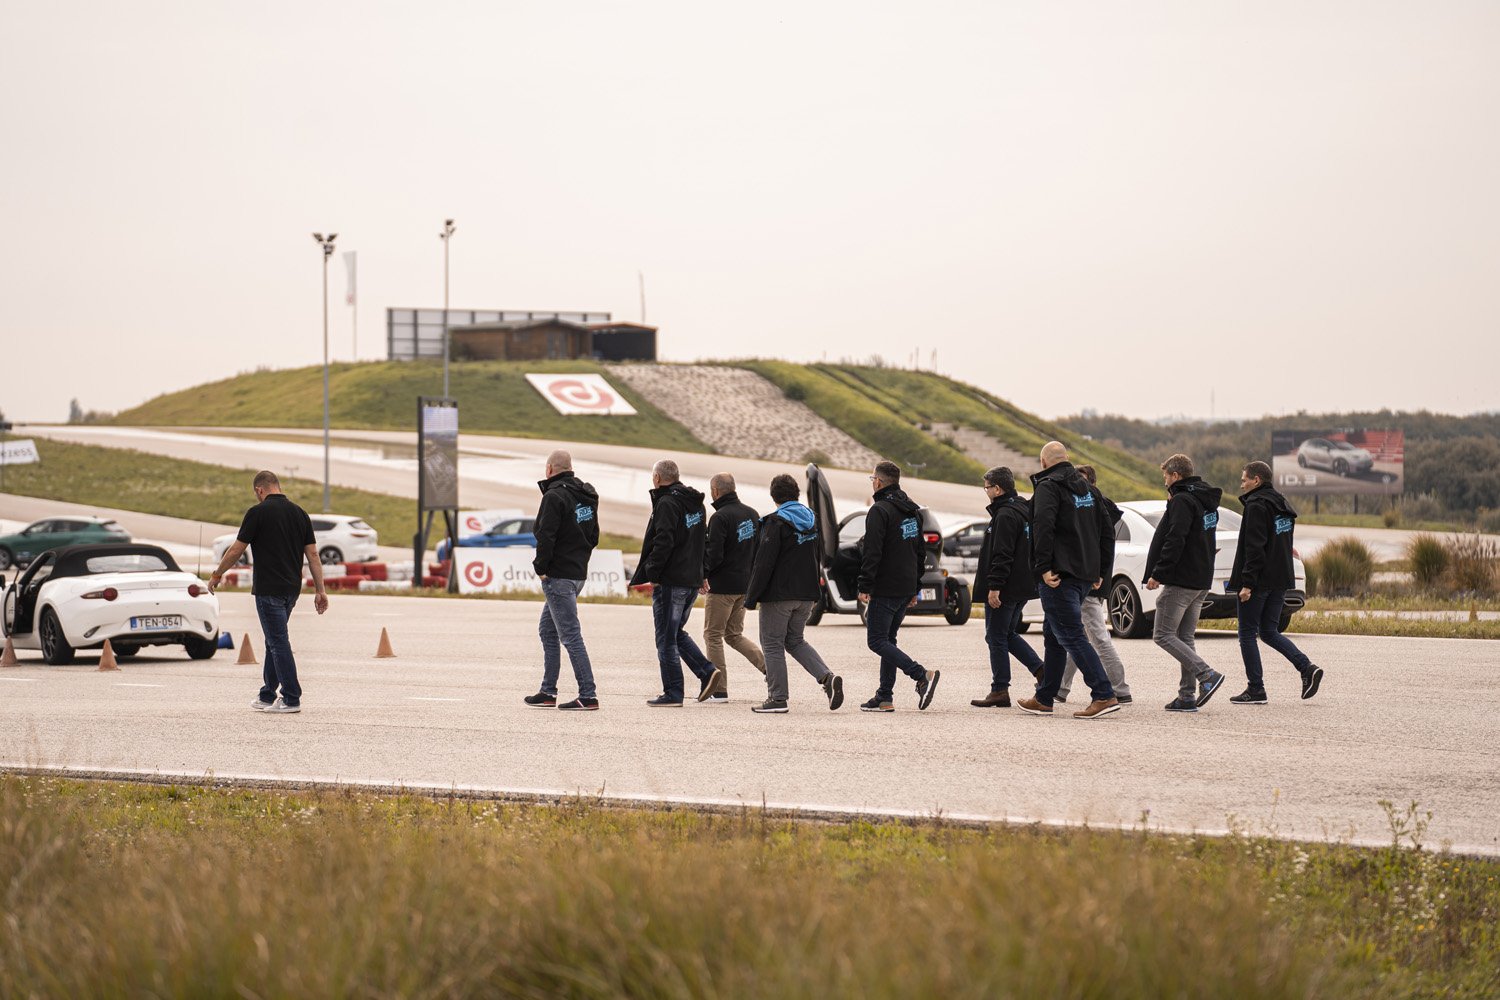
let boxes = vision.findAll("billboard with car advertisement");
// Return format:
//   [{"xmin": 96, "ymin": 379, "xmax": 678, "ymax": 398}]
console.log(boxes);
[
  {"xmin": 418, "ymin": 398, "xmax": 460, "ymax": 511},
  {"xmin": 1270, "ymin": 429, "xmax": 1404, "ymax": 496}
]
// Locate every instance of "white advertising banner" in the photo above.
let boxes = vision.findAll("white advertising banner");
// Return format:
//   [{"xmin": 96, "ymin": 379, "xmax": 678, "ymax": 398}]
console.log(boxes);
[
  {"xmin": 455, "ymin": 547, "xmax": 628, "ymax": 598},
  {"xmin": 0, "ymin": 439, "xmax": 40, "ymax": 465},
  {"xmin": 458, "ymin": 508, "xmax": 525, "ymax": 534},
  {"xmin": 525, "ymin": 373, "xmax": 638, "ymax": 416}
]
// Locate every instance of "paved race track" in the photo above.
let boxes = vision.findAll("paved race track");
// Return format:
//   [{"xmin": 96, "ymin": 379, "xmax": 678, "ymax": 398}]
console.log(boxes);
[{"xmin": 3, "ymin": 592, "xmax": 1497, "ymax": 854}]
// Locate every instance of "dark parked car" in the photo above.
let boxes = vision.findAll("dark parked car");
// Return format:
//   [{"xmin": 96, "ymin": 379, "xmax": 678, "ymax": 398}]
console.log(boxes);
[
  {"xmin": 435, "ymin": 516, "xmax": 537, "ymax": 562},
  {"xmin": 0, "ymin": 517, "xmax": 130, "ymax": 570}
]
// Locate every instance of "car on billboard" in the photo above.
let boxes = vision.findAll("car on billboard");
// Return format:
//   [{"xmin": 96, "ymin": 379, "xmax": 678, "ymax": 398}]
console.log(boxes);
[
  {"xmin": 1016, "ymin": 500, "xmax": 1307, "ymax": 638},
  {"xmin": 0, "ymin": 517, "xmax": 131, "ymax": 570},
  {"xmin": 212, "ymin": 515, "xmax": 378, "ymax": 567},
  {"xmin": 1, "ymin": 543, "xmax": 221, "ymax": 664},
  {"xmin": 1296, "ymin": 438, "xmax": 1375, "ymax": 477},
  {"xmin": 435, "ymin": 517, "xmax": 537, "ymax": 562}
]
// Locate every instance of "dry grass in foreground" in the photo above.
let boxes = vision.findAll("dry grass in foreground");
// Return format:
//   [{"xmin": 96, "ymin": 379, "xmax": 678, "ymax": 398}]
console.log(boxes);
[{"xmin": 1, "ymin": 777, "xmax": 1497, "ymax": 999}]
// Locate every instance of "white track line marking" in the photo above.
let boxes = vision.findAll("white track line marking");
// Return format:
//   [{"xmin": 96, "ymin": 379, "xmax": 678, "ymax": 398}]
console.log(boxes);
[
  {"xmin": 407, "ymin": 696, "xmax": 464, "ymax": 702},
  {"xmin": 116, "ymin": 683, "xmax": 165, "ymax": 688},
  {"xmin": 0, "ymin": 677, "xmax": 38, "ymax": 682}
]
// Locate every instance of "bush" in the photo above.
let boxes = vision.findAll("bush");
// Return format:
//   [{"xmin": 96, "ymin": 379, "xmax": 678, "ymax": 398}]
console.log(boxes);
[
  {"xmin": 1406, "ymin": 534, "xmax": 1449, "ymax": 590},
  {"xmin": 1475, "ymin": 507, "xmax": 1500, "ymax": 534},
  {"xmin": 800, "ymin": 448, "xmax": 832, "ymax": 467},
  {"xmin": 1397, "ymin": 492, "xmax": 1447, "ymax": 524},
  {"xmin": 1444, "ymin": 534, "xmax": 1498, "ymax": 596},
  {"xmin": 1382, "ymin": 506, "xmax": 1401, "ymax": 528},
  {"xmin": 1308, "ymin": 537, "xmax": 1374, "ymax": 596},
  {"xmin": 783, "ymin": 381, "xmax": 807, "ymax": 402}
]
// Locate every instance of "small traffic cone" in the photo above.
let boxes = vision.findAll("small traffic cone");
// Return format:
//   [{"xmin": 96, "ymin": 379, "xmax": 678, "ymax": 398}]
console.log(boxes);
[
  {"xmin": 374, "ymin": 627, "xmax": 396, "ymax": 659},
  {"xmin": 236, "ymin": 633, "xmax": 258, "ymax": 665},
  {"xmin": 1, "ymin": 637, "xmax": 19, "ymax": 668},
  {"xmin": 97, "ymin": 639, "xmax": 120, "ymax": 672}
]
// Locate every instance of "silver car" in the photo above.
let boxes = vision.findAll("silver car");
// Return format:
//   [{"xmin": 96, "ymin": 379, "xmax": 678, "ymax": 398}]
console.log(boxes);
[{"xmin": 1296, "ymin": 438, "xmax": 1374, "ymax": 476}]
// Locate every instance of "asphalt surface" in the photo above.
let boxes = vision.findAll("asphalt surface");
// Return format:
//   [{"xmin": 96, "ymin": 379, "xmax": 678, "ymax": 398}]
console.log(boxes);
[{"xmin": 3, "ymin": 591, "xmax": 1497, "ymax": 854}]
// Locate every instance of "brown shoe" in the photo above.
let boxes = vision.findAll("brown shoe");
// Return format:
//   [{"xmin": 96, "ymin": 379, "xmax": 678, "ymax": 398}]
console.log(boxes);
[
  {"xmin": 1016, "ymin": 697, "xmax": 1053, "ymax": 716},
  {"xmin": 970, "ymin": 690, "xmax": 1011, "ymax": 708},
  {"xmin": 1073, "ymin": 698, "xmax": 1122, "ymax": 720}
]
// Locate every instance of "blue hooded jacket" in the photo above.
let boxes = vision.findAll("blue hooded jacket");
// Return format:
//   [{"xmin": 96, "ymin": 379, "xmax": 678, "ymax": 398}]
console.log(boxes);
[{"xmin": 746, "ymin": 501, "xmax": 822, "ymax": 607}]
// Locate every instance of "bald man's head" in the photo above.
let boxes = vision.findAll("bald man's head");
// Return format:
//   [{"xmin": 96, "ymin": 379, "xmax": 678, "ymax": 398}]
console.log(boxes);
[
  {"xmin": 546, "ymin": 449, "xmax": 573, "ymax": 475},
  {"xmin": 1040, "ymin": 441, "xmax": 1069, "ymax": 469}
]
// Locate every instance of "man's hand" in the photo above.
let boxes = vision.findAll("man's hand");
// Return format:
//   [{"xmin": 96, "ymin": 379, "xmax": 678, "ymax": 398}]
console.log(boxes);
[
  {"xmin": 630, "ymin": 583, "xmax": 653, "ymax": 593},
  {"xmin": 699, "ymin": 580, "xmax": 710, "ymax": 595},
  {"xmin": 1145, "ymin": 577, "xmax": 1161, "ymax": 591},
  {"xmin": 207, "ymin": 572, "xmax": 223, "ymax": 595},
  {"xmin": 314, "ymin": 590, "xmax": 329, "ymax": 614},
  {"xmin": 1043, "ymin": 571, "xmax": 1062, "ymax": 589},
  {"xmin": 538, "ymin": 574, "xmax": 548, "ymax": 582},
  {"xmin": 907, "ymin": 596, "xmax": 918, "ymax": 608},
  {"xmin": 986, "ymin": 592, "xmax": 1001, "ymax": 609},
  {"xmin": 858, "ymin": 592, "xmax": 870, "ymax": 604},
  {"xmin": 1095, "ymin": 579, "xmax": 1103, "ymax": 592},
  {"xmin": 1239, "ymin": 587, "xmax": 1252, "ymax": 603}
]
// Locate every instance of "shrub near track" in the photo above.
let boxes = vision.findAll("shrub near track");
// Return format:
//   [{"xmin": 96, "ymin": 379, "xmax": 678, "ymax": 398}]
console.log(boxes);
[{"xmin": 3, "ymin": 777, "xmax": 1499, "ymax": 998}]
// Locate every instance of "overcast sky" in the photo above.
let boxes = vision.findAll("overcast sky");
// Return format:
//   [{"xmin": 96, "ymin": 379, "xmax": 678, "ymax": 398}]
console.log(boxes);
[{"xmin": 2, "ymin": 1, "xmax": 1497, "ymax": 426}]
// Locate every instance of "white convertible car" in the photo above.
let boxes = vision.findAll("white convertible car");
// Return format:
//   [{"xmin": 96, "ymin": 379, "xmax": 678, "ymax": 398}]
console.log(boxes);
[{"xmin": 1, "ymin": 543, "xmax": 221, "ymax": 664}]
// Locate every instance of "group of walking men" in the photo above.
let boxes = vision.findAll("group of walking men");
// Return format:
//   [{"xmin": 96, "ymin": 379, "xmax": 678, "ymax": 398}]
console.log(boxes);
[{"xmin": 520, "ymin": 441, "xmax": 1324, "ymax": 716}]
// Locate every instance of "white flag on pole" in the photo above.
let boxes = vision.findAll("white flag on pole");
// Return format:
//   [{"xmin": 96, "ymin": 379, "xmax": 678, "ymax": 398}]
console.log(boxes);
[{"xmin": 343, "ymin": 251, "xmax": 357, "ymax": 305}]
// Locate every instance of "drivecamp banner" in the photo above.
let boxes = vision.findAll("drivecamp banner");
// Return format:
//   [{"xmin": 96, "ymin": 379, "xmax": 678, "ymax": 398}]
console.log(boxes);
[
  {"xmin": 458, "ymin": 508, "xmax": 524, "ymax": 534},
  {"xmin": 525, "ymin": 373, "xmax": 638, "ymax": 416},
  {"xmin": 454, "ymin": 548, "xmax": 628, "ymax": 598}
]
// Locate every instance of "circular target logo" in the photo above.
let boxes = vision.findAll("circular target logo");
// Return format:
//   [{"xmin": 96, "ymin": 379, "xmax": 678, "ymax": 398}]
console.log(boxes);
[
  {"xmin": 465, "ymin": 515, "xmax": 484, "ymax": 531},
  {"xmin": 464, "ymin": 561, "xmax": 494, "ymax": 588},
  {"xmin": 546, "ymin": 378, "xmax": 616, "ymax": 412}
]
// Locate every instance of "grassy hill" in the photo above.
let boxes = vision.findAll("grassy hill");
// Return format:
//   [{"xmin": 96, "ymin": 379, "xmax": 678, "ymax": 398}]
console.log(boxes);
[{"xmin": 112, "ymin": 360, "xmax": 709, "ymax": 453}]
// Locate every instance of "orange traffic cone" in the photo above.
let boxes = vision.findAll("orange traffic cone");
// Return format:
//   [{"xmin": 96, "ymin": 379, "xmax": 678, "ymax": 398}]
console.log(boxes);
[
  {"xmin": 97, "ymin": 639, "xmax": 120, "ymax": 672},
  {"xmin": 236, "ymin": 633, "xmax": 258, "ymax": 665},
  {"xmin": 1, "ymin": 637, "xmax": 18, "ymax": 668},
  {"xmin": 374, "ymin": 627, "xmax": 396, "ymax": 659}
]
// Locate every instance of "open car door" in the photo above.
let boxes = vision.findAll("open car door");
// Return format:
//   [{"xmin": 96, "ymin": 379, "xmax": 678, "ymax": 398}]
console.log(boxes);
[{"xmin": 804, "ymin": 464, "xmax": 839, "ymax": 567}]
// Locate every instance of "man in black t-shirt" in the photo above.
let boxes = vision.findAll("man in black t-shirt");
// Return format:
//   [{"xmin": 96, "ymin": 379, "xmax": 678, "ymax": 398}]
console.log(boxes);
[{"xmin": 208, "ymin": 470, "xmax": 328, "ymax": 713}]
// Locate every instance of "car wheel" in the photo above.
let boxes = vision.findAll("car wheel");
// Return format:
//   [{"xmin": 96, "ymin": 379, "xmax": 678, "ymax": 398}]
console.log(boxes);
[
  {"xmin": 184, "ymin": 635, "xmax": 218, "ymax": 660},
  {"xmin": 0, "ymin": 547, "xmax": 11, "ymax": 571},
  {"xmin": 319, "ymin": 546, "xmax": 343, "ymax": 565},
  {"xmin": 806, "ymin": 594, "xmax": 825, "ymax": 627},
  {"xmin": 39, "ymin": 609, "xmax": 75, "ymax": 666},
  {"xmin": 1108, "ymin": 578, "xmax": 1151, "ymax": 639},
  {"xmin": 1278, "ymin": 610, "xmax": 1294, "ymax": 633},
  {"xmin": 1333, "ymin": 459, "xmax": 1348, "ymax": 476},
  {"xmin": 944, "ymin": 581, "xmax": 971, "ymax": 625},
  {"xmin": 114, "ymin": 645, "xmax": 139, "ymax": 658}
]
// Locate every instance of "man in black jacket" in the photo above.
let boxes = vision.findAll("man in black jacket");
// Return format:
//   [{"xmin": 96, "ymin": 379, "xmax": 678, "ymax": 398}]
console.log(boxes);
[
  {"xmin": 521, "ymin": 450, "xmax": 602, "ymax": 711},
  {"xmin": 969, "ymin": 466, "xmax": 1042, "ymax": 708},
  {"xmin": 1016, "ymin": 442, "xmax": 1121, "ymax": 720},
  {"xmin": 1057, "ymin": 465, "xmax": 1133, "ymax": 705},
  {"xmin": 1228, "ymin": 461, "xmax": 1323, "ymax": 704},
  {"xmin": 630, "ymin": 459, "xmax": 721, "ymax": 706},
  {"xmin": 1143, "ymin": 453, "xmax": 1228, "ymax": 713},
  {"xmin": 700, "ymin": 473, "xmax": 765, "ymax": 703},
  {"xmin": 744, "ymin": 474, "xmax": 843, "ymax": 713},
  {"xmin": 856, "ymin": 461, "xmax": 940, "ymax": 713}
]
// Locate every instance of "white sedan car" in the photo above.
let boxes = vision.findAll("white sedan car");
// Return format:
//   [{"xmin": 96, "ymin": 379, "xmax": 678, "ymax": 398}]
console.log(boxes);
[
  {"xmin": 1018, "ymin": 500, "xmax": 1307, "ymax": 638},
  {"xmin": 2, "ymin": 543, "xmax": 221, "ymax": 664},
  {"xmin": 213, "ymin": 514, "xmax": 379, "ymax": 567}
]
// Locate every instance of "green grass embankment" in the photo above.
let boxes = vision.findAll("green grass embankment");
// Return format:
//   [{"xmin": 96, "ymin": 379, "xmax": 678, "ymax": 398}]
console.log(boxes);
[
  {"xmin": 111, "ymin": 360, "xmax": 709, "ymax": 453},
  {"xmin": 3, "ymin": 776, "xmax": 1497, "ymax": 998}
]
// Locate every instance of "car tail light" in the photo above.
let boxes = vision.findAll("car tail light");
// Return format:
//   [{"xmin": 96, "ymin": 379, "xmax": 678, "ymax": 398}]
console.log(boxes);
[
  {"xmin": 349, "ymin": 531, "xmax": 373, "ymax": 538},
  {"xmin": 188, "ymin": 584, "xmax": 204, "ymax": 597},
  {"xmin": 923, "ymin": 532, "xmax": 941, "ymax": 546},
  {"xmin": 83, "ymin": 587, "xmax": 119, "ymax": 601}
]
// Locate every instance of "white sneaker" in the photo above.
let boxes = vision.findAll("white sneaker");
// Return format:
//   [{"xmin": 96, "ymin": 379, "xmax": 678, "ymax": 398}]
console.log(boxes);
[
  {"xmin": 251, "ymin": 698, "xmax": 271, "ymax": 711},
  {"xmin": 262, "ymin": 697, "xmax": 301, "ymax": 714}
]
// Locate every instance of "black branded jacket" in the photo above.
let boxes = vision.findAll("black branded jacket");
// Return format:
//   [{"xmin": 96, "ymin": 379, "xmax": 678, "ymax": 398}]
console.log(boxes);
[
  {"xmin": 1229, "ymin": 484, "xmax": 1298, "ymax": 592},
  {"xmin": 973, "ymin": 492, "xmax": 1037, "ymax": 605},
  {"xmin": 857, "ymin": 485, "xmax": 925, "ymax": 598},
  {"xmin": 703, "ymin": 492, "xmax": 760, "ymax": 594},
  {"xmin": 630, "ymin": 482, "xmax": 708, "ymax": 589},
  {"xmin": 532, "ymin": 471, "xmax": 600, "ymax": 581},
  {"xmin": 1143, "ymin": 476, "xmax": 1223, "ymax": 590},
  {"xmin": 1030, "ymin": 461, "xmax": 1112, "ymax": 584}
]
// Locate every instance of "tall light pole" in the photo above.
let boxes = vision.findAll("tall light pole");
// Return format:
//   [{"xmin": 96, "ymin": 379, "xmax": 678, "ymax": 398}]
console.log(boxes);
[
  {"xmin": 313, "ymin": 232, "xmax": 338, "ymax": 513},
  {"xmin": 439, "ymin": 218, "xmax": 456, "ymax": 396}
]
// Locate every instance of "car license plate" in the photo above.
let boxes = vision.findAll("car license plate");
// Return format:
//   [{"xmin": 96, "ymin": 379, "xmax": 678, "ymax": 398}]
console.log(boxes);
[
  {"xmin": 130, "ymin": 615, "xmax": 181, "ymax": 631},
  {"xmin": 920, "ymin": 588, "xmax": 937, "ymax": 602}
]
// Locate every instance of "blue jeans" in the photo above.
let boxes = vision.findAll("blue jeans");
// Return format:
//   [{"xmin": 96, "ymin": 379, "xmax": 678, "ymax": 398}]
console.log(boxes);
[
  {"xmin": 255, "ymin": 594, "xmax": 301, "ymax": 707},
  {"xmin": 652, "ymin": 585, "xmax": 714, "ymax": 701},
  {"xmin": 985, "ymin": 600, "xmax": 1042, "ymax": 690},
  {"xmin": 1035, "ymin": 578, "xmax": 1114, "ymax": 705},
  {"xmin": 539, "ymin": 577, "xmax": 596, "ymax": 699},
  {"xmin": 1237, "ymin": 588, "xmax": 1310, "ymax": 689},
  {"xmin": 866, "ymin": 594, "xmax": 925, "ymax": 700}
]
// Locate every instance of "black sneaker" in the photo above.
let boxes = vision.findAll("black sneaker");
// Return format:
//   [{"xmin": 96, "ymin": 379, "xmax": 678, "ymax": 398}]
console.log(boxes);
[
  {"xmin": 1196, "ymin": 671, "xmax": 1226, "ymax": 708},
  {"xmin": 558, "ymin": 697, "xmax": 599, "ymax": 711},
  {"xmin": 646, "ymin": 694, "xmax": 683, "ymax": 707},
  {"xmin": 1300, "ymin": 665, "xmax": 1324, "ymax": 700},
  {"xmin": 915, "ymin": 668, "xmax": 940, "ymax": 711},
  {"xmin": 859, "ymin": 695, "xmax": 893, "ymax": 713},
  {"xmin": 1230, "ymin": 688, "xmax": 1268, "ymax": 705},
  {"xmin": 1055, "ymin": 694, "xmax": 1068, "ymax": 704},
  {"xmin": 751, "ymin": 699, "xmax": 789, "ymax": 714},
  {"xmin": 1164, "ymin": 697, "xmax": 1199, "ymax": 713},
  {"xmin": 823, "ymin": 673, "xmax": 845, "ymax": 711},
  {"xmin": 697, "ymin": 668, "xmax": 724, "ymax": 703},
  {"xmin": 1115, "ymin": 694, "xmax": 1133, "ymax": 705},
  {"xmin": 523, "ymin": 692, "xmax": 557, "ymax": 708},
  {"xmin": 707, "ymin": 692, "xmax": 729, "ymax": 705}
]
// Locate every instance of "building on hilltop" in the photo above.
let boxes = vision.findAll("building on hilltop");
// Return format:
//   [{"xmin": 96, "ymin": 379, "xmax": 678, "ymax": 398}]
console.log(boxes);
[{"xmin": 386, "ymin": 308, "xmax": 656, "ymax": 362}]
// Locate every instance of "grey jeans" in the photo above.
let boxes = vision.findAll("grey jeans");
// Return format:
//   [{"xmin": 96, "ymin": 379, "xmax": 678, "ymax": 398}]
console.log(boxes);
[
  {"xmin": 756, "ymin": 600, "xmax": 832, "ymax": 702},
  {"xmin": 1058, "ymin": 595, "xmax": 1132, "ymax": 700},
  {"xmin": 1153, "ymin": 584, "xmax": 1214, "ymax": 700}
]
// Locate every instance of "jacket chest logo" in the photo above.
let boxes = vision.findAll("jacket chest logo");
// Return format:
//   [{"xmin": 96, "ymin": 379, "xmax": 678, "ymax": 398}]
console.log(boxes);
[
  {"xmin": 736, "ymin": 520, "xmax": 757, "ymax": 543},
  {"xmin": 899, "ymin": 517, "xmax": 919, "ymax": 540},
  {"xmin": 1072, "ymin": 493, "xmax": 1095, "ymax": 510},
  {"xmin": 1274, "ymin": 516, "xmax": 1293, "ymax": 535},
  {"xmin": 685, "ymin": 512, "xmax": 703, "ymax": 529},
  {"xmin": 796, "ymin": 531, "xmax": 817, "ymax": 545},
  {"xmin": 1202, "ymin": 511, "xmax": 1218, "ymax": 531},
  {"xmin": 575, "ymin": 505, "xmax": 595, "ymax": 523}
]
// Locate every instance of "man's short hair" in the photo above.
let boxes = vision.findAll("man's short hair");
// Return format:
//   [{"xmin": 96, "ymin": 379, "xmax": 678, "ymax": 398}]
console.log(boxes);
[
  {"xmin": 769, "ymin": 474, "xmax": 799, "ymax": 505},
  {"xmin": 652, "ymin": 459, "xmax": 680, "ymax": 483},
  {"xmin": 983, "ymin": 466, "xmax": 1015, "ymax": 492},
  {"xmin": 1076, "ymin": 464, "xmax": 1097, "ymax": 485},
  {"xmin": 1161, "ymin": 454, "xmax": 1194, "ymax": 478},
  {"xmin": 252, "ymin": 470, "xmax": 280, "ymax": 490},
  {"xmin": 710, "ymin": 473, "xmax": 735, "ymax": 495},
  {"xmin": 874, "ymin": 460, "xmax": 901, "ymax": 484},
  {"xmin": 547, "ymin": 449, "xmax": 573, "ymax": 472},
  {"xmin": 1243, "ymin": 460, "xmax": 1272, "ymax": 485}
]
